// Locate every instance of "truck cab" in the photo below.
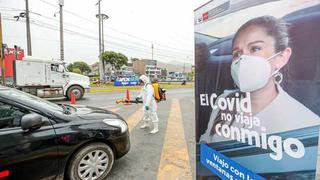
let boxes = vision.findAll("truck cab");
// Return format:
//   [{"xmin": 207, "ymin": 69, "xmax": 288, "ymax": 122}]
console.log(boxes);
[{"xmin": 14, "ymin": 57, "xmax": 90, "ymax": 100}]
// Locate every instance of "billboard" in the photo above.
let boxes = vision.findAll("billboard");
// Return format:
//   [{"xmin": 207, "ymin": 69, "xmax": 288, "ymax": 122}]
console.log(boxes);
[
  {"xmin": 195, "ymin": 0, "xmax": 320, "ymax": 179},
  {"xmin": 114, "ymin": 77, "xmax": 139, "ymax": 86},
  {"xmin": 0, "ymin": 47, "xmax": 24, "ymax": 78}
]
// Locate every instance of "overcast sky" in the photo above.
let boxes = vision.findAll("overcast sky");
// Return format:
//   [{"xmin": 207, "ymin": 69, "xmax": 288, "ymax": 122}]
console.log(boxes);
[{"xmin": 1, "ymin": 0, "xmax": 208, "ymax": 65}]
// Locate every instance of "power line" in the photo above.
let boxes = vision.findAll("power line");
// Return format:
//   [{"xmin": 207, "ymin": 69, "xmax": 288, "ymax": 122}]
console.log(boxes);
[
  {"xmin": 0, "ymin": 7, "xmax": 25, "ymax": 12},
  {"xmin": 6, "ymin": 34, "xmax": 192, "ymax": 64},
  {"xmin": 4, "ymin": 3, "xmax": 194, "ymax": 55},
  {"xmin": 37, "ymin": 0, "xmax": 193, "ymax": 54},
  {"xmin": 26, "ymin": 15, "xmax": 192, "ymax": 57},
  {"xmin": 3, "ymin": 17, "xmax": 193, "ymax": 63},
  {"xmin": 38, "ymin": 0, "xmax": 59, "ymax": 8},
  {"xmin": 2, "ymin": 6, "xmax": 193, "ymax": 56},
  {"xmin": 4, "ymin": 9, "xmax": 193, "ymax": 57}
]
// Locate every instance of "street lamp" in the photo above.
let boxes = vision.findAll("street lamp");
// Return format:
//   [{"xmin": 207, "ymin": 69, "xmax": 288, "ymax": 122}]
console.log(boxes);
[
  {"xmin": 96, "ymin": 13, "xmax": 108, "ymax": 52},
  {"xmin": 96, "ymin": 13, "xmax": 109, "ymax": 81}
]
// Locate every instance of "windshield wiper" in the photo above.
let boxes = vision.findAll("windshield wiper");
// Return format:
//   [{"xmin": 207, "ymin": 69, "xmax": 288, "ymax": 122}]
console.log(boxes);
[{"xmin": 59, "ymin": 104, "xmax": 71, "ymax": 115}]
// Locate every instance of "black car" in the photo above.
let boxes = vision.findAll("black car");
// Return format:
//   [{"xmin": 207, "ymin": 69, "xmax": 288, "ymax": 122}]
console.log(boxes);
[{"xmin": 0, "ymin": 86, "xmax": 130, "ymax": 180}]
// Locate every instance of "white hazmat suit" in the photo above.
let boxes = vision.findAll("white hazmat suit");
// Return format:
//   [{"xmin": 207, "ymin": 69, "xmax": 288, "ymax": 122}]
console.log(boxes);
[{"xmin": 137, "ymin": 75, "xmax": 159, "ymax": 134}]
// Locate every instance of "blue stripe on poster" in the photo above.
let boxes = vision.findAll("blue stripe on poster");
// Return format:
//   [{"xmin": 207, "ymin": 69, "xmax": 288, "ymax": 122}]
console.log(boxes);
[{"xmin": 200, "ymin": 144, "xmax": 266, "ymax": 180}]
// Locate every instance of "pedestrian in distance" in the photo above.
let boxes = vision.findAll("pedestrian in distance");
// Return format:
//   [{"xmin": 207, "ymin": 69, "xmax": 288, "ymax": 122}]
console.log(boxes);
[
  {"xmin": 181, "ymin": 79, "xmax": 186, "ymax": 86},
  {"xmin": 136, "ymin": 75, "xmax": 159, "ymax": 134}
]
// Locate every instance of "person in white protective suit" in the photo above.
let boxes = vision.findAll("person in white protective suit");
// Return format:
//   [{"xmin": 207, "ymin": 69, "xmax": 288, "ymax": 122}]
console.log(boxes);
[{"xmin": 136, "ymin": 75, "xmax": 159, "ymax": 134}]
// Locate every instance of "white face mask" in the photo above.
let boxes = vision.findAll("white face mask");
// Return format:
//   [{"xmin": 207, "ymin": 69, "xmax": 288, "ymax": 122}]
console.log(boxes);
[{"xmin": 231, "ymin": 52, "xmax": 281, "ymax": 92}]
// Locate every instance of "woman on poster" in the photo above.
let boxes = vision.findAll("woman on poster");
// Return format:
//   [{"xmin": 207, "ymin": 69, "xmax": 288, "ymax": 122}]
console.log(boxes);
[{"xmin": 200, "ymin": 15, "xmax": 320, "ymax": 143}]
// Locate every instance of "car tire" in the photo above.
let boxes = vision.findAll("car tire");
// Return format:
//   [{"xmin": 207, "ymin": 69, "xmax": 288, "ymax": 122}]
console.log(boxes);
[
  {"xmin": 67, "ymin": 86, "xmax": 84, "ymax": 100},
  {"xmin": 67, "ymin": 143, "xmax": 114, "ymax": 180}
]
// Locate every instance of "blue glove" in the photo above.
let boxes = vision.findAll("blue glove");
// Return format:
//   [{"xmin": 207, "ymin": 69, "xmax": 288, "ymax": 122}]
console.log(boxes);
[{"xmin": 145, "ymin": 106, "xmax": 149, "ymax": 111}]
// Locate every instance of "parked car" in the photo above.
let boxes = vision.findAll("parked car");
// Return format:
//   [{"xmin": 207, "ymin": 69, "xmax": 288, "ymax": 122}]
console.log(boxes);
[{"xmin": 0, "ymin": 86, "xmax": 130, "ymax": 180}]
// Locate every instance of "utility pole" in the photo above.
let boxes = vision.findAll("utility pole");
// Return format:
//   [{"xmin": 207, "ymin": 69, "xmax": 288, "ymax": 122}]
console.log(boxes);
[
  {"xmin": 59, "ymin": 0, "xmax": 64, "ymax": 61},
  {"xmin": 96, "ymin": 0, "xmax": 108, "ymax": 82},
  {"xmin": 101, "ymin": 17, "xmax": 105, "ymax": 76},
  {"xmin": 101, "ymin": 17, "xmax": 105, "ymax": 53},
  {"xmin": 96, "ymin": 0, "xmax": 104, "ymax": 81},
  {"xmin": 25, "ymin": 0, "xmax": 32, "ymax": 56},
  {"xmin": 0, "ymin": 13, "xmax": 5, "ymax": 85},
  {"xmin": 183, "ymin": 63, "xmax": 186, "ymax": 74},
  {"xmin": 99, "ymin": 14, "xmax": 108, "ymax": 76},
  {"xmin": 151, "ymin": 44, "xmax": 154, "ymax": 61}
]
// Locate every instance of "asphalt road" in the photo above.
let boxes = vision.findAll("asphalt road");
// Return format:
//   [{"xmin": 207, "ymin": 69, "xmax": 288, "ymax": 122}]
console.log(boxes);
[{"xmin": 53, "ymin": 88, "xmax": 196, "ymax": 180}]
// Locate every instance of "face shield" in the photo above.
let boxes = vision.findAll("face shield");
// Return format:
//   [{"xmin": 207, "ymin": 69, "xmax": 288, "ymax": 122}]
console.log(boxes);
[{"xmin": 139, "ymin": 79, "xmax": 144, "ymax": 86}]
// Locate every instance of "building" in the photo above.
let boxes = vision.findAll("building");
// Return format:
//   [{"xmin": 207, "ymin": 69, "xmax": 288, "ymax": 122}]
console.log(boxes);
[
  {"xmin": 90, "ymin": 62, "xmax": 99, "ymax": 76},
  {"xmin": 132, "ymin": 59, "xmax": 146, "ymax": 75},
  {"xmin": 145, "ymin": 65, "xmax": 161, "ymax": 78},
  {"xmin": 0, "ymin": 46, "xmax": 24, "ymax": 81},
  {"xmin": 117, "ymin": 63, "xmax": 134, "ymax": 77},
  {"xmin": 89, "ymin": 62, "xmax": 113, "ymax": 81},
  {"xmin": 168, "ymin": 72, "xmax": 185, "ymax": 81},
  {"xmin": 132, "ymin": 59, "xmax": 162, "ymax": 78},
  {"xmin": 160, "ymin": 68, "xmax": 168, "ymax": 80}
]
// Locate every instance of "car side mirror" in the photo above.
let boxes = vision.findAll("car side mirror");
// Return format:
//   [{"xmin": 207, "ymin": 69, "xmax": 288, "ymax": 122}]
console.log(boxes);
[
  {"xmin": 59, "ymin": 65, "xmax": 65, "ymax": 73},
  {"xmin": 21, "ymin": 114, "xmax": 43, "ymax": 131}
]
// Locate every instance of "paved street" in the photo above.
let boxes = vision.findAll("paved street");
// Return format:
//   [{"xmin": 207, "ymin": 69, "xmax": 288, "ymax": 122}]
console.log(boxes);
[{"xmin": 53, "ymin": 88, "xmax": 196, "ymax": 180}]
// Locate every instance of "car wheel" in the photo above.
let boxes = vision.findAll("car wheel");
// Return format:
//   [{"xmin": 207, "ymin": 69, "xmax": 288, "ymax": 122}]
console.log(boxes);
[
  {"xmin": 68, "ymin": 143, "xmax": 114, "ymax": 180},
  {"xmin": 67, "ymin": 86, "xmax": 84, "ymax": 100}
]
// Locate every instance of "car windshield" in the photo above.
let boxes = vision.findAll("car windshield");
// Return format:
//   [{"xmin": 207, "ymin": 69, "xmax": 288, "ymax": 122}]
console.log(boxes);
[{"xmin": 1, "ymin": 88, "xmax": 63, "ymax": 113}]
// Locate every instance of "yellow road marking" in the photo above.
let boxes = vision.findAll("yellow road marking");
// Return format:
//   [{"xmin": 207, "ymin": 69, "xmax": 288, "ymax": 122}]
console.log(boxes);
[
  {"xmin": 157, "ymin": 99, "xmax": 192, "ymax": 180},
  {"xmin": 125, "ymin": 106, "xmax": 144, "ymax": 132},
  {"xmin": 109, "ymin": 107, "xmax": 121, "ymax": 112}
]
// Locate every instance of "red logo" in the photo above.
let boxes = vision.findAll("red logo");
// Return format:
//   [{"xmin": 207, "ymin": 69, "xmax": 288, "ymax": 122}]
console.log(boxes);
[
  {"xmin": 0, "ymin": 170, "xmax": 10, "ymax": 178},
  {"xmin": 202, "ymin": 12, "xmax": 209, "ymax": 21}
]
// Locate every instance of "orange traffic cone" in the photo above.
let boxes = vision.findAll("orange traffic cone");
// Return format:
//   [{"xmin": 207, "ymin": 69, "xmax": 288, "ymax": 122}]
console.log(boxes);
[
  {"xmin": 71, "ymin": 92, "xmax": 76, "ymax": 105},
  {"xmin": 124, "ymin": 89, "xmax": 131, "ymax": 105}
]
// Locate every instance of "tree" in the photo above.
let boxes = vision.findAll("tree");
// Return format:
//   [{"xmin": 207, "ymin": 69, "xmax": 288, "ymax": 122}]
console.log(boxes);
[
  {"xmin": 72, "ymin": 68, "xmax": 82, "ymax": 74},
  {"xmin": 187, "ymin": 71, "xmax": 195, "ymax": 81},
  {"xmin": 67, "ymin": 61, "xmax": 91, "ymax": 74},
  {"xmin": 102, "ymin": 51, "xmax": 128, "ymax": 71}
]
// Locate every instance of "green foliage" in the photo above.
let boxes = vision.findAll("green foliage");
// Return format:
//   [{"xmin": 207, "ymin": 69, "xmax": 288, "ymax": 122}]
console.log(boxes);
[
  {"xmin": 102, "ymin": 51, "xmax": 128, "ymax": 70},
  {"xmin": 187, "ymin": 71, "xmax": 195, "ymax": 78},
  {"xmin": 67, "ymin": 61, "xmax": 91, "ymax": 74},
  {"xmin": 72, "ymin": 68, "xmax": 82, "ymax": 74}
]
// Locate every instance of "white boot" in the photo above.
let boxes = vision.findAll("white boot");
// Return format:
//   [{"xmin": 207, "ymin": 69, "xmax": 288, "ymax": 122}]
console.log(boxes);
[
  {"xmin": 150, "ymin": 122, "xmax": 159, "ymax": 134},
  {"xmin": 140, "ymin": 121, "xmax": 148, "ymax": 129},
  {"xmin": 140, "ymin": 114, "xmax": 150, "ymax": 129}
]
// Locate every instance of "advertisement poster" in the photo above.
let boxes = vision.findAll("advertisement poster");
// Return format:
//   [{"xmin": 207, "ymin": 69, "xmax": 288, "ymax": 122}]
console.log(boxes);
[
  {"xmin": 114, "ymin": 77, "xmax": 139, "ymax": 86},
  {"xmin": 195, "ymin": 0, "xmax": 320, "ymax": 179}
]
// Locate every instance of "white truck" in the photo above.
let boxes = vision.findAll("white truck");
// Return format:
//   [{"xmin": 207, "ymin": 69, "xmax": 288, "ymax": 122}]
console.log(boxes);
[{"xmin": 12, "ymin": 57, "xmax": 90, "ymax": 100}]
